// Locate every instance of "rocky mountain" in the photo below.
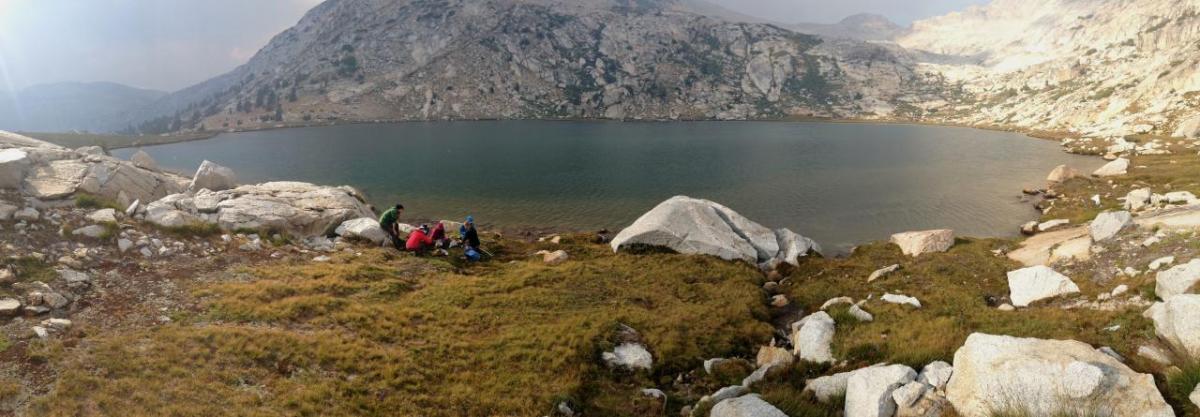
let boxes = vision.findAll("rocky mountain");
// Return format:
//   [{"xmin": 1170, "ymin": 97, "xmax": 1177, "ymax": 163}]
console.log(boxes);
[
  {"xmin": 791, "ymin": 13, "xmax": 910, "ymax": 41},
  {"xmin": 898, "ymin": 0, "xmax": 1200, "ymax": 138},
  {"xmin": 0, "ymin": 82, "xmax": 166, "ymax": 133},
  {"xmin": 124, "ymin": 0, "xmax": 949, "ymax": 133}
]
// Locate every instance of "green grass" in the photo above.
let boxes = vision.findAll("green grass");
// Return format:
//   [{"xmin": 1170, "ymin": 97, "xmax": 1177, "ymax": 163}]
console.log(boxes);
[
  {"xmin": 73, "ymin": 194, "xmax": 121, "ymax": 211},
  {"xmin": 29, "ymin": 240, "xmax": 773, "ymax": 416},
  {"xmin": 1167, "ymin": 362, "xmax": 1200, "ymax": 416}
]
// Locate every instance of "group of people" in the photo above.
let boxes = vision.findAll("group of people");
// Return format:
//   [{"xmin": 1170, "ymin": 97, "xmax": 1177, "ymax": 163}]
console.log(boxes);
[{"xmin": 377, "ymin": 203, "xmax": 484, "ymax": 261}]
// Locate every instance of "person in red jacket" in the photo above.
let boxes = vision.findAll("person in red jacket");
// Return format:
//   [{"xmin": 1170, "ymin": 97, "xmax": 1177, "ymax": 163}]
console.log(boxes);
[{"xmin": 406, "ymin": 224, "xmax": 433, "ymax": 253}]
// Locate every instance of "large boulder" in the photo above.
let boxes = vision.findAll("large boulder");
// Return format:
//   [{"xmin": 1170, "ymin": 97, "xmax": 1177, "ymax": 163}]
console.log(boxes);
[
  {"xmin": 0, "ymin": 148, "xmax": 30, "ymax": 189},
  {"xmin": 1006, "ymin": 266, "xmax": 1080, "ymax": 307},
  {"xmin": 890, "ymin": 229, "xmax": 954, "ymax": 257},
  {"xmin": 1007, "ymin": 227, "xmax": 1091, "ymax": 266},
  {"xmin": 144, "ymin": 182, "xmax": 374, "ymax": 237},
  {"xmin": 1174, "ymin": 114, "xmax": 1200, "ymax": 139},
  {"xmin": 1089, "ymin": 211, "xmax": 1133, "ymax": 242},
  {"xmin": 335, "ymin": 218, "xmax": 389, "ymax": 246},
  {"xmin": 611, "ymin": 196, "xmax": 819, "ymax": 267},
  {"xmin": 946, "ymin": 333, "xmax": 1173, "ymax": 417},
  {"xmin": 1146, "ymin": 295, "xmax": 1200, "ymax": 360},
  {"xmin": 189, "ymin": 160, "xmax": 238, "ymax": 192},
  {"xmin": 1093, "ymin": 158, "xmax": 1130, "ymax": 177},
  {"xmin": 1045, "ymin": 165, "xmax": 1080, "ymax": 183},
  {"xmin": 1156, "ymin": 259, "xmax": 1200, "ymax": 299},
  {"xmin": 23, "ymin": 159, "xmax": 89, "ymax": 199},
  {"xmin": 792, "ymin": 311, "xmax": 835, "ymax": 364},
  {"xmin": 710, "ymin": 395, "xmax": 788, "ymax": 417},
  {"xmin": 129, "ymin": 150, "xmax": 158, "ymax": 171},
  {"xmin": 845, "ymin": 364, "xmax": 917, "ymax": 417}
]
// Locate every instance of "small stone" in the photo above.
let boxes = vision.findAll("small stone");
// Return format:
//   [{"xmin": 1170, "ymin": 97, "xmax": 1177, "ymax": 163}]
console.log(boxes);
[
  {"xmin": 1098, "ymin": 346, "xmax": 1125, "ymax": 362},
  {"xmin": 709, "ymin": 385, "xmax": 749, "ymax": 404},
  {"xmin": 312, "ymin": 255, "xmax": 331, "ymax": 262},
  {"xmin": 1089, "ymin": 211, "xmax": 1133, "ymax": 242},
  {"xmin": 756, "ymin": 346, "xmax": 794, "ymax": 368},
  {"xmin": 710, "ymin": 395, "xmax": 787, "ymax": 417},
  {"xmin": 890, "ymin": 229, "xmax": 954, "ymax": 257},
  {"xmin": 868, "ymin": 264, "xmax": 900, "ymax": 282},
  {"xmin": 848, "ymin": 304, "xmax": 874, "ymax": 322},
  {"xmin": 42, "ymin": 318, "xmax": 71, "ymax": 330},
  {"xmin": 31, "ymin": 326, "xmax": 48, "ymax": 339},
  {"xmin": 820, "ymin": 296, "xmax": 854, "ymax": 310},
  {"xmin": 1149, "ymin": 256, "xmax": 1176, "ymax": 271},
  {"xmin": 1190, "ymin": 385, "xmax": 1200, "ymax": 409},
  {"xmin": 87, "ymin": 208, "xmax": 118, "ymax": 223},
  {"xmin": 997, "ymin": 303, "xmax": 1015, "ymax": 311},
  {"xmin": 1111, "ymin": 285, "xmax": 1129, "ymax": 297},
  {"xmin": 117, "ymin": 238, "xmax": 133, "ymax": 253},
  {"xmin": 792, "ymin": 311, "xmax": 835, "ymax": 363},
  {"xmin": 0, "ymin": 298, "xmax": 21, "ymax": 315},
  {"xmin": 602, "ymin": 343, "xmax": 652, "ymax": 371},
  {"xmin": 917, "ymin": 361, "xmax": 953, "ymax": 390},
  {"xmin": 882, "ymin": 293, "xmax": 922, "ymax": 308},
  {"xmin": 1137, "ymin": 345, "xmax": 1173, "ymax": 366},
  {"xmin": 542, "ymin": 250, "xmax": 569, "ymax": 265},
  {"xmin": 769, "ymin": 294, "xmax": 788, "ymax": 307},
  {"xmin": 13, "ymin": 207, "xmax": 39, "ymax": 222}
]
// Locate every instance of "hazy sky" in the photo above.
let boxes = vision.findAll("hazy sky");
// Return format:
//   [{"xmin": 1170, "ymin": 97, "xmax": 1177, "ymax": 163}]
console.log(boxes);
[{"xmin": 0, "ymin": 0, "xmax": 988, "ymax": 93}]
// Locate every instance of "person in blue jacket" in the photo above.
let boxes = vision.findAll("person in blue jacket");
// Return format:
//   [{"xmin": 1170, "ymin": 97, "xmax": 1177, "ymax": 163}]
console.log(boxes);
[{"xmin": 460, "ymin": 216, "xmax": 482, "ymax": 261}]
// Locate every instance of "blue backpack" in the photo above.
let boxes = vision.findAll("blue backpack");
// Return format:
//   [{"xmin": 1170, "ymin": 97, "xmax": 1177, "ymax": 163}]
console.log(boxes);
[{"xmin": 465, "ymin": 248, "xmax": 481, "ymax": 262}]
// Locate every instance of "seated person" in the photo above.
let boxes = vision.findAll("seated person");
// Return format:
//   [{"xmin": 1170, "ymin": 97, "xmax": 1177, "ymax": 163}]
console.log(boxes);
[
  {"xmin": 460, "ymin": 216, "xmax": 482, "ymax": 261},
  {"xmin": 406, "ymin": 224, "xmax": 433, "ymax": 253}
]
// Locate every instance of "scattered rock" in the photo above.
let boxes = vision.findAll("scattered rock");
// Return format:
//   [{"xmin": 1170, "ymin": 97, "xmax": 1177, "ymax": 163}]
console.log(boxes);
[
  {"xmin": 892, "ymin": 381, "xmax": 948, "ymax": 417},
  {"xmin": 542, "ymin": 250, "xmax": 569, "ymax": 265},
  {"xmin": 117, "ymin": 238, "xmax": 133, "ymax": 253},
  {"xmin": 14, "ymin": 206, "xmax": 39, "ymax": 222},
  {"xmin": 1037, "ymin": 219, "xmax": 1069, "ymax": 232},
  {"xmin": 335, "ymin": 217, "xmax": 389, "ymax": 246},
  {"xmin": 31, "ymin": 326, "xmax": 48, "ymax": 339},
  {"xmin": 917, "ymin": 361, "xmax": 953, "ymax": 391},
  {"xmin": 756, "ymin": 346, "xmax": 794, "ymax": 368},
  {"xmin": 0, "ymin": 148, "xmax": 31, "ymax": 189},
  {"xmin": 0, "ymin": 298, "xmax": 21, "ymax": 315},
  {"xmin": 1191, "ymin": 385, "xmax": 1200, "ymax": 409},
  {"xmin": 882, "ymin": 293, "xmax": 922, "ymax": 308},
  {"xmin": 1123, "ymin": 188, "xmax": 1152, "ymax": 211},
  {"xmin": 610, "ymin": 196, "xmax": 820, "ymax": 267},
  {"xmin": 820, "ymin": 296, "xmax": 854, "ymax": 310},
  {"xmin": 602, "ymin": 343, "xmax": 652, "ymax": 371},
  {"xmin": 806, "ymin": 369, "xmax": 856, "ymax": 403},
  {"xmin": 71, "ymin": 225, "xmax": 108, "ymax": 239},
  {"xmin": 188, "ymin": 160, "xmax": 238, "ymax": 192},
  {"xmin": 792, "ymin": 311, "xmax": 835, "ymax": 363},
  {"xmin": 130, "ymin": 150, "xmax": 158, "ymax": 171},
  {"xmin": 1093, "ymin": 158, "xmax": 1130, "ymax": 177},
  {"xmin": 1089, "ymin": 211, "xmax": 1133, "ymax": 242},
  {"xmin": 997, "ymin": 303, "xmax": 1014, "ymax": 311},
  {"xmin": 945, "ymin": 333, "xmax": 1172, "ymax": 417},
  {"xmin": 845, "ymin": 364, "xmax": 917, "ymax": 417},
  {"xmin": 868, "ymin": 264, "xmax": 900, "ymax": 282},
  {"xmin": 1149, "ymin": 256, "xmax": 1176, "ymax": 271},
  {"xmin": 769, "ymin": 294, "xmax": 789, "ymax": 307},
  {"xmin": 710, "ymin": 394, "xmax": 787, "ymax": 417},
  {"xmin": 88, "ymin": 208, "xmax": 118, "ymax": 223},
  {"xmin": 708, "ymin": 385, "xmax": 749, "ymax": 405},
  {"xmin": 1045, "ymin": 165, "xmax": 1079, "ymax": 183},
  {"xmin": 848, "ymin": 304, "xmax": 874, "ymax": 322},
  {"xmin": 1097, "ymin": 346, "xmax": 1124, "ymax": 362},
  {"xmin": 1156, "ymin": 259, "xmax": 1200, "ymax": 299},
  {"xmin": 890, "ymin": 229, "xmax": 954, "ymax": 257},
  {"xmin": 1146, "ymin": 295, "xmax": 1200, "ymax": 359},
  {"xmin": 1006, "ymin": 266, "xmax": 1080, "ymax": 307},
  {"xmin": 1137, "ymin": 345, "xmax": 1173, "ymax": 366}
]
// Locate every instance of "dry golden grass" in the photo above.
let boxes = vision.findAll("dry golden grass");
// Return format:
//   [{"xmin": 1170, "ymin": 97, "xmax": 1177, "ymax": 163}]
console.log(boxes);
[{"xmin": 29, "ymin": 240, "xmax": 772, "ymax": 417}]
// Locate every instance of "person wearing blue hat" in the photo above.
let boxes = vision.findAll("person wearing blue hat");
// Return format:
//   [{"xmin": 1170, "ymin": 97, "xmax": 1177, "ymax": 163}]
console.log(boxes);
[{"xmin": 460, "ymin": 216, "xmax": 481, "ymax": 261}]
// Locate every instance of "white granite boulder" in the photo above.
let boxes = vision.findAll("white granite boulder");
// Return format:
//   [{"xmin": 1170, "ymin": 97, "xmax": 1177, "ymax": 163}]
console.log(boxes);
[
  {"xmin": 710, "ymin": 395, "xmax": 787, "ymax": 417},
  {"xmin": 1045, "ymin": 165, "xmax": 1080, "ymax": 183},
  {"xmin": 1093, "ymin": 158, "xmax": 1130, "ymax": 177},
  {"xmin": 129, "ymin": 150, "xmax": 158, "ymax": 171},
  {"xmin": 611, "ymin": 196, "xmax": 820, "ymax": 267},
  {"xmin": 335, "ymin": 217, "xmax": 389, "ymax": 246},
  {"xmin": 145, "ymin": 182, "xmax": 374, "ymax": 237},
  {"xmin": 1089, "ymin": 211, "xmax": 1133, "ymax": 242},
  {"xmin": 0, "ymin": 148, "xmax": 30, "ymax": 189},
  {"xmin": 1006, "ymin": 266, "xmax": 1080, "ymax": 307},
  {"xmin": 1146, "ymin": 295, "xmax": 1200, "ymax": 360},
  {"xmin": 189, "ymin": 160, "xmax": 238, "ymax": 192},
  {"xmin": 890, "ymin": 229, "xmax": 954, "ymax": 257},
  {"xmin": 1156, "ymin": 259, "xmax": 1200, "ymax": 299},
  {"xmin": 845, "ymin": 364, "xmax": 917, "ymax": 417},
  {"xmin": 945, "ymin": 333, "xmax": 1172, "ymax": 417},
  {"xmin": 792, "ymin": 311, "xmax": 835, "ymax": 363},
  {"xmin": 602, "ymin": 343, "xmax": 653, "ymax": 371}
]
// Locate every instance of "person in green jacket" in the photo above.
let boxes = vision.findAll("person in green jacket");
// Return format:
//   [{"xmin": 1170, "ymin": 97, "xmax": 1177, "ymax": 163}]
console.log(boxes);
[{"xmin": 379, "ymin": 203, "xmax": 404, "ymax": 249}]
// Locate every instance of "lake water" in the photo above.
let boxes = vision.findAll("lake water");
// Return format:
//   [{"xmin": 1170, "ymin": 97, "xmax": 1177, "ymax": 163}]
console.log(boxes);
[{"xmin": 114, "ymin": 121, "xmax": 1102, "ymax": 253}]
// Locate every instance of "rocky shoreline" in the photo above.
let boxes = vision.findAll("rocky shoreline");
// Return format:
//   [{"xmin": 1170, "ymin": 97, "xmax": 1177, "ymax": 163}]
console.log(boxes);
[{"xmin": 2, "ymin": 128, "xmax": 1200, "ymax": 416}]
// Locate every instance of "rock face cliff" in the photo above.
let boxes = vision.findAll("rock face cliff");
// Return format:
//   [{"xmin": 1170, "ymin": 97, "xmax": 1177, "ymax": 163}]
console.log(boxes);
[
  {"xmin": 127, "ymin": 0, "xmax": 945, "ymax": 132},
  {"xmin": 898, "ymin": 0, "xmax": 1200, "ymax": 138}
]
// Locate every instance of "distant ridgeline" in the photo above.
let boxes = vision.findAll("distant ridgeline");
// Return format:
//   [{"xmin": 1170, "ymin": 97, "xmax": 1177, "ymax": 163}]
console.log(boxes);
[{"xmin": 14, "ymin": 0, "xmax": 1200, "ymax": 141}]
